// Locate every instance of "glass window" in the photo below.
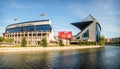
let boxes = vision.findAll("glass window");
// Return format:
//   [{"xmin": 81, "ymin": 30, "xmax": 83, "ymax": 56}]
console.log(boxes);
[
  {"xmin": 82, "ymin": 30, "xmax": 89, "ymax": 38},
  {"xmin": 96, "ymin": 24, "xmax": 101, "ymax": 42},
  {"xmin": 36, "ymin": 25, "xmax": 51, "ymax": 31},
  {"xmin": 6, "ymin": 24, "xmax": 52, "ymax": 33}
]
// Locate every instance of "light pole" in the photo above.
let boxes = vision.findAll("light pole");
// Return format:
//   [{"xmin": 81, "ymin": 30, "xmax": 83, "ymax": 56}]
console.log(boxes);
[
  {"xmin": 40, "ymin": 13, "xmax": 46, "ymax": 20},
  {"xmin": 14, "ymin": 18, "xmax": 18, "ymax": 23}
]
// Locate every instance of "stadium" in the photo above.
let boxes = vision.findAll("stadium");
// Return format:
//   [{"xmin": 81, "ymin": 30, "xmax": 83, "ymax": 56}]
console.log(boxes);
[
  {"xmin": 3, "ymin": 19, "xmax": 56, "ymax": 45},
  {"xmin": 71, "ymin": 15, "xmax": 101, "ymax": 43}
]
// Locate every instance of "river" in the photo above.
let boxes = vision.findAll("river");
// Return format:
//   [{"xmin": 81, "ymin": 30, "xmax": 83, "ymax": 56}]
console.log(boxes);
[{"xmin": 0, "ymin": 45, "xmax": 120, "ymax": 69}]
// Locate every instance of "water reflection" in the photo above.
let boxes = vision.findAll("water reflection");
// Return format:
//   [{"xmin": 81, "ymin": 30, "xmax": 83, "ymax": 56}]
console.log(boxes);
[{"xmin": 0, "ymin": 46, "xmax": 120, "ymax": 69}]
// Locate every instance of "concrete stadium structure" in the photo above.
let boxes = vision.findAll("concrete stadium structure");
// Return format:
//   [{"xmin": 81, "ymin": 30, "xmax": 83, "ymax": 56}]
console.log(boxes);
[
  {"xmin": 71, "ymin": 15, "xmax": 101, "ymax": 42},
  {"xmin": 3, "ymin": 19, "xmax": 56, "ymax": 45}
]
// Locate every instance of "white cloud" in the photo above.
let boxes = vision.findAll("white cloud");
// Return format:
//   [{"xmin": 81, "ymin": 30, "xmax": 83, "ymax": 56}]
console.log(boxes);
[{"xmin": 107, "ymin": 11, "xmax": 120, "ymax": 15}]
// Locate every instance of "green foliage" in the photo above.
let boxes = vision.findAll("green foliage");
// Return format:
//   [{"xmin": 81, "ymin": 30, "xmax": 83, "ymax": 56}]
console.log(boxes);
[
  {"xmin": 78, "ymin": 40, "xmax": 82, "ymax": 45},
  {"xmin": 91, "ymin": 41, "xmax": 96, "ymax": 45},
  {"xmin": 40, "ymin": 38, "xmax": 48, "ymax": 47},
  {"xmin": 59, "ymin": 39, "xmax": 64, "ymax": 46},
  {"xmin": 0, "ymin": 37, "xmax": 5, "ymax": 42},
  {"xmin": 5, "ymin": 38, "xmax": 14, "ymax": 42},
  {"xmin": 85, "ymin": 40, "xmax": 89, "ymax": 45},
  {"xmin": 100, "ymin": 35, "xmax": 106, "ymax": 47},
  {"xmin": 21, "ymin": 37, "xmax": 27, "ymax": 47}
]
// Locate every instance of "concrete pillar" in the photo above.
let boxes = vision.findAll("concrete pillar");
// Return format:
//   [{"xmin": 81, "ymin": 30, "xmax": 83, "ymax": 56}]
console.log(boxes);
[
  {"xmin": 28, "ymin": 32, "xmax": 29, "ymax": 44},
  {"xmin": 32, "ymin": 31, "xmax": 33, "ymax": 45},
  {"xmin": 17, "ymin": 32, "xmax": 18, "ymax": 44}
]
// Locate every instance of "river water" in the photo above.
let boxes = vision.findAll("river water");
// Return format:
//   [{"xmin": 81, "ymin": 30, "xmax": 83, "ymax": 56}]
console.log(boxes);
[{"xmin": 0, "ymin": 45, "xmax": 120, "ymax": 69}]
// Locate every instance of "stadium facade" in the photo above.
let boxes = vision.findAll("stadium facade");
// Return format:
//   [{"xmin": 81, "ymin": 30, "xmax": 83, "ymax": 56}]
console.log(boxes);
[
  {"xmin": 71, "ymin": 15, "xmax": 101, "ymax": 42},
  {"xmin": 3, "ymin": 19, "xmax": 56, "ymax": 45}
]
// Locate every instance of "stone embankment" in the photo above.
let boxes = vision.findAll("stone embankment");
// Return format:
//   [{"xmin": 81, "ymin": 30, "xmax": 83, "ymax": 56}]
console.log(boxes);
[{"xmin": 0, "ymin": 45, "xmax": 101, "ymax": 53}]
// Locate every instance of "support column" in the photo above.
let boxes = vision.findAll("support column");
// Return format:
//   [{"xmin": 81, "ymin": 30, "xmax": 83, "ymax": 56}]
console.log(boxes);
[
  {"xmin": 17, "ymin": 32, "xmax": 18, "ymax": 44},
  {"xmin": 32, "ymin": 31, "xmax": 33, "ymax": 45},
  {"xmin": 28, "ymin": 32, "xmax": 29, "ymax": 44}
]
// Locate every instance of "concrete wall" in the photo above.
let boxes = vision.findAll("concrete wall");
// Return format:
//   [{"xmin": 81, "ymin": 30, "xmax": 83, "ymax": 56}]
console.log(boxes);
[{"xmin": 76, "ymin": 20, "xmax": 98, "ymax": 42}]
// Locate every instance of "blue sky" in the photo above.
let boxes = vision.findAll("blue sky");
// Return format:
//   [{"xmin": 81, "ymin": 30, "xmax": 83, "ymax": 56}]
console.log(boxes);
[{"xmin": 0, "ymin": 0, "xmax": 120, "ymax": 38}]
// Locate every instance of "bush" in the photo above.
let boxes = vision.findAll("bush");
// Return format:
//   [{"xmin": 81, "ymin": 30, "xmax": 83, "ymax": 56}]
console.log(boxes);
[
  {"xmin": 5, "ymin": 38, "xmax": 14, "ymax": 45},
  {"xmin": 5, "ymin": 38, "xmax": 14, "ymax": 42},
  {"xmin": 21, "ymin": 37, "xmax": 27, "ymax": 47},
  {"xmin": 59, "ymin": 39, "xmax": 64, "ymax": 46},
  {"xmin": 78, "ymin": 40, "xmax": 82, "ymax": 45},
  {"xmin": 0, "ymin": 37, "xmax": 4, "ymax": 42},
  {"xmin": 40, "ymin": 38, "xmax": 48, "ymax": 47},
  {"xmin": 100, "ymin": 35, "xmax": 106, "ymax": 47},
  {"xmin": 85, "ymin": 40, "xmax": 89, "ymax": 45}
]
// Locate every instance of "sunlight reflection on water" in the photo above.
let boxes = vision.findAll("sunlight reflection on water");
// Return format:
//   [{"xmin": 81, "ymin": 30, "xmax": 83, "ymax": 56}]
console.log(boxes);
[{"xmin": 0, "ymin": 46, "xmax": 120, "ymax": 69}]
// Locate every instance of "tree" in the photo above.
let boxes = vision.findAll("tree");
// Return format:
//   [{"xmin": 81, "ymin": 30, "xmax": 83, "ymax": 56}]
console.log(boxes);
[
  {"xmin": 5, "ymin": 38, "xmax": 14, "ymax": 45},
  {"xmin": 59, "ymin": 39, "xmax": 64, "ymax": 46},
  {"xmin": 85, "ymin": 40, "xmax": 89, "ymax": 45},
  {"xmin": 78, "ymin": 40, "xmax": 82, "ymax": 45},
  {"xmin": 5, "ymin": 38, "xmax": 14, "ymax": 42},
  {"xmin": 21, "ymin": 37, "xmax": 27, "ymax": 47},
  {"xmin": 0, "ymin": 37, "xmax": 5, "ymax": 42},
  {"xmin": 40, "ymin": 38, "xmax": 48, "ymax": 47},
  {"xmin": 100, "ymin": 35, "xmax": 106, "ymax": 47}
]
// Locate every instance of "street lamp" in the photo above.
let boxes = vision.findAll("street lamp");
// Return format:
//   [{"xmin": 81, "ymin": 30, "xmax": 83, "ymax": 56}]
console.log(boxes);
[
  {"xmin": 14, "ymin": 18, "xmax": 18, "ymax": 23},
  {"xmin": 40, "ymin": 13, "xmax": 46, "ymax": 20}
]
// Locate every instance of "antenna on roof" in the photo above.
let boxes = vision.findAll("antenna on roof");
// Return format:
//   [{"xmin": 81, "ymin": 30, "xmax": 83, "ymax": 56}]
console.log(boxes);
[{"xmin": 40, "ymin": 13, "xmax": 46, "ymax": 20}]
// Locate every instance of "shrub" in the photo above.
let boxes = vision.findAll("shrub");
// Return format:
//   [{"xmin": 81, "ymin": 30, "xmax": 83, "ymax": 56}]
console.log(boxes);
[
  {"xmin": 100, "ymin": 35, "xmax": 106, "ymax": 47},
  {"xmin": 5, "ymin": 38, "xmax": 14, "ymax": 42},
  {"xmin": 78, "ymin": 40, "xmax": 82, "ymax": 45},
  {"xmin": 5, "ymin": 38, "xmax": 14, "ymax": 45},
  {"xmin": 40, "ymin": 38, "xmax": 48, "ymax": 47},
  {"xmin": 21, "ymin": 37, "xmax": 27, "ymax": 47},
  {"xmin": 85, "ymin": 40, "xmax": 89, "ymax": 45},
  {"xmin": 59, "ymin": 39, "xmax": 64, "ymax": 46},
  {"xmin": 0, "ymin": 37, "xmax": 5, "ymax": 42}
]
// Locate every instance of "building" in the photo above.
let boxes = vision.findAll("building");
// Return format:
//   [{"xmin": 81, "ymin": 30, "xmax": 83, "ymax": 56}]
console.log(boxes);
[
  {"xmin": 3, "ymin": 19, "xmax": 56, "ymax": 45},
  {"xmin": 71, "ymin": 15, "xmax": 101, "ymax": 42},
  {"xmin": 106, "ymin": 37, "xmax": 120, "ymax": 44}
]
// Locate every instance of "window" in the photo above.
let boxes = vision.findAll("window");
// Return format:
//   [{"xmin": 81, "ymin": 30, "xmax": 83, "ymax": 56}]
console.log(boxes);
[
  {"xmin": 96, "ymin": 24, "xmax": 100, "ymax": 42},
  {"xmin": 82, "ymin": 30, "xmax": 89, "ymax": 38},
  {"xmin": 6, "ymin": 24, "xmax": 51, "ymax": 33},
  {"xmin": 76, "ymin": 36, "xmax": 80, "ymax": 39}
]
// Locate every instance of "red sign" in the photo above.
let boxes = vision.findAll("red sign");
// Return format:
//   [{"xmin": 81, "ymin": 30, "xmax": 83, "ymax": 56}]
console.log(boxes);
[{"xmin": 58, "ymin": 31, "xmax": 72, "ymax": 39}]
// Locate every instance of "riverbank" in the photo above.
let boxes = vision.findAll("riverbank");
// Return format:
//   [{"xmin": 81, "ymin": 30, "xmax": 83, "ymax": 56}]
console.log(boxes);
[{"xmin": 0, "ymin": 45, "xmax": 101, "ymax": 53}]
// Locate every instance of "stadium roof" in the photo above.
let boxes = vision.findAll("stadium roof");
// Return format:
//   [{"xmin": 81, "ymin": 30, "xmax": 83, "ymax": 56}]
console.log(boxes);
[
  {"xmin": 71, "ymin": 15, "xmax": 101, "ymax": 31},
  {"xmin": 7, "ymin": 19, "xmax": 50, "ymax": 27},
  {"xmin": 71, "ymin": 21, "xmax": 93, "ymax": 30}
]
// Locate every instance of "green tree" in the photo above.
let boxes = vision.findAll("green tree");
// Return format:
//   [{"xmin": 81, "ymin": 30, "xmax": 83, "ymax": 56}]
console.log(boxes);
[
  {"xmin": 78, "ymin": 40, "xmax": 82, "ymax": 45},
  {"xmin": 21, "ymin": 37, "xmax": 27, "ymax": 47},
  {"xmin": 100, "ymin": 35, "xmax": 106, "ymax": 47},
  {"xmin": 85, "ymin": 40, "xmax": 89, "ymax": 45},
  {"xmin": 59, "ymin": 39, "xmax": 64, "ymax": 46},
  {"xmin": 5, "ymin": 38, "xmax": 14, "ymax": 42},
  {"xmin": 40, "ymin": 38, "xmax": 48, "ymax": 47},
  {"xmin": 0, "ymin": 37, "xmax": 5, "ymax": 42}
]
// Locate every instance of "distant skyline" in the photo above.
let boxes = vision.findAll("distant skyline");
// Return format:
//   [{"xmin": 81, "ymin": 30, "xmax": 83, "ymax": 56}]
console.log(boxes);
[{"xmin": 0, "ymin": 0, "xmax": 120, "ymax": 38}]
